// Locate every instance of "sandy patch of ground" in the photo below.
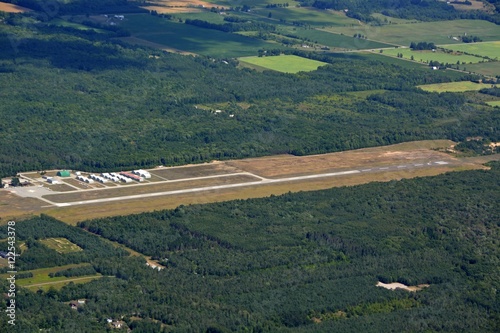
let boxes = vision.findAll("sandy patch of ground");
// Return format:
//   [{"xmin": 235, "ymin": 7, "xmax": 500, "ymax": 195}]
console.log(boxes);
[
  {"xmin": 141, "ymin": 0, "xmax": 226, "ymax": 12},
  {"xmin": 227, "ymin": 140, "xmax": 457, "ymax": 178},
  {"xmin": 148, "ymin": 0, "xmax": 222, "ymax": 8},
  {"xmin": 448, "ymin": 0, "xmax": 493, "ymax": 12},
  {"xmin": 140, "ymin": 6, "xmax": 204, "ymax": 13},
  {"xmin": 377, "ymin": 281, "xmax": 430, "ymax": 292},
  {"xmin": 0, "ymin": 2, "xmax": 31, "ymax": 13},
  {"xmin": 0, "ymin": 190, "xmax": 47, "ymax": 222}
]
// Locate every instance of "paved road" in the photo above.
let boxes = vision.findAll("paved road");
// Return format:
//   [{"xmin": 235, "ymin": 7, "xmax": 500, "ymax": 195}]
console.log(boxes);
[{"xmin": 39, "ymin": 161, "xmax": 449, "ymax": 208}]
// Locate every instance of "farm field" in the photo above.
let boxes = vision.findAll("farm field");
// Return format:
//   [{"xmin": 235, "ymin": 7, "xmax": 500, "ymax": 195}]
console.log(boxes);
[
  {"xmin": 173, "ymin": 11, "xmax": 227, "ymax": 23},
  {"xmin": 204, "ymin": 0, "xmax": 300, "ymax": 6},
  {"xmin": 381, "ymin": 47, "xmax": 485, "ymax": 64},
  {"xmin": 0, "ymin": 1, "xmax": 31, "ymax": 13},
  {"xmin": 439, "ymin": 41, "xmax": 500, "ymax": 60},
  {"xmin": 370, "ymin": 13, "xmax": 419, "ymax": 24},
  {"xmin": 238, "ymin": 55, "xmax": 328, "ymax": 73},
  {"xmin": 465, "ymin": 61, "xmax": 500, "ymax": 76},
  {"xmin": 417, "ymin": 81, "xmax": 498, "ymax": 92},
  {"xmin": 486, "ymin": 100, "xmax": 500, "ymax": 107},
  {"xmin": 253, "ymin": 7, "xmax": 360, "ymax": 27},
  {"xmin": 119, "ymin": 14, "xmax": 279, "ymax": 57},
  {"xmin": 39, "ymin": 237, "xmax": 83, "ymax": 253},
  {"xmin": 279, "ymin": 27, "xmax": 396, "ymax": 49},
  {"xmin": 138, "ymin": 0, "xmax": 212, "ymax": 14},
  {"xmin": 449, "ymin": 0, "xmax": 491, "ymax": 11},
  {"xmin": 323, "ymin": 19, "xmax": 500, "ymax": 46}
]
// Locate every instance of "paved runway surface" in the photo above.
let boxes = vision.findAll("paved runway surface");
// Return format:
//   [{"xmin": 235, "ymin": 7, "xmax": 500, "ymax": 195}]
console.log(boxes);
[{"xmin": 15, "ymin": 161, "xmax": 450, "ymax": 207}]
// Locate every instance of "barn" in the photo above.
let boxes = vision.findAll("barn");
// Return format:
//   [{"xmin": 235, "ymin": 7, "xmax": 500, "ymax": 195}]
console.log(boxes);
[{"xmin": 57, "ymin": 170, "xmax": 71, "ymax": 177}]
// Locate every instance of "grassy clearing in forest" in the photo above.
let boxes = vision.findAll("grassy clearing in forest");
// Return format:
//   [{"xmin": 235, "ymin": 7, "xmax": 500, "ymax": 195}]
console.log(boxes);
[
  {"xmin": 418, "ymin": 81, "xmax": 498, "ymax": 92},
  {"xmin": 39, "ymin": 237, "xmax": 83, "ymax": 254},
  {"xmin": 324, "ymin": 19, "xmax": 500, "ymax": 46},
  {"xmin": 238, "ymin": 55, "xmax": 328, "ymax": 73},
  {"xmin": 382, "ymin": 48, "xmax": 485, "ymax": 64},
  {"xmin": 120, "ymin": 14, "xmax": 278, "ymax": 57}
]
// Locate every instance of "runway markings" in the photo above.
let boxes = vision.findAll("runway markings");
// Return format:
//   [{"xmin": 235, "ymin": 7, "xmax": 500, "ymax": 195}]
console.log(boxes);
[{"xmin": 15, "ymin": 160, "xmax": 453, "ymax": 208}]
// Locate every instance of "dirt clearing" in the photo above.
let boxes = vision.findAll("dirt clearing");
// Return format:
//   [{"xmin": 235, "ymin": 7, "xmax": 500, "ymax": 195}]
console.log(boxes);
[
  {"xmin": 140, "ymin": 6, "xmax": 204, "ymax": 13},
  {"xmin": 227, "ymin": 140, "xmax": 456, "ymax": 178},
  {"xmin": 0, "ymin": 2, "xmax": 31, "ymax": 13},
  {"xmin": 377, "ymin": 281, "xmax": 430, "ymax": 292}
]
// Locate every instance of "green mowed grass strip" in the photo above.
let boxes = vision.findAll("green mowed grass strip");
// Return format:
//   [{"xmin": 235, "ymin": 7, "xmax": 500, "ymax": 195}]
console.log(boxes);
[
  {"xmin": 324, "ymin": 19, "xmax": 500, "ymax": 46},
  {"xmin": 24, "ymin": 275, "xmax": 104, "ymax": 291},
  {"xmin": 382, "ymin": 48, "xmax": 485, "ymax": 64},
  {"xmin": 121, "ymin": 14, "xmax": 280, "ymax": 57},
  {"xmin": 239, "ymin": 55, "xmax": 328, "ymax": 73},
  {"xmin": 439, "ymin": 41, "xmax": 500, "ymax": 60},
  {"xmin": 370, "ymin": 13, "xmax": 420, "ymax": 24},
  {"xmin": 486, "ymin": 100, "xmax": 500, "ymax": 106},
  {"xmin": 39, "ymin": 237, "xmax": 83, "ymax": 254},
  {"xmin": 0, "ymin": 263, "xmax": 92, "ymax": 285},
  {"xmin": 281, "ymin": 27, "xmax": 395, "ymax": 49},
  {"xmin": 417, "ymin": 81, "xmax": 498, "ymax": 92},
  {"xmin": 50, "ymin": 18, "xmax": 106, "ymax": 32}
]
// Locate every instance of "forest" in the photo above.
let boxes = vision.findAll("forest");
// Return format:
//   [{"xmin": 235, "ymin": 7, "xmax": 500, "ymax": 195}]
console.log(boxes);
[
  {"xmin": 0, "ymin": 162, "xmax": 499, "ymax": 332},
  {"xmin": 1, "ymin": 12, "xmax": 499, "ymax": 178}
]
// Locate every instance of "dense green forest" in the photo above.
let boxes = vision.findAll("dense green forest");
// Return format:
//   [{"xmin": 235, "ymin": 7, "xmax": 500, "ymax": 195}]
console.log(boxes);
[
  {"xmin": 1, "ymin": 12, "xmax": 499, "ymax": 177},
  {"xmin": 1, "ymin": 163, "xmax": 499, "ymax": 331}
]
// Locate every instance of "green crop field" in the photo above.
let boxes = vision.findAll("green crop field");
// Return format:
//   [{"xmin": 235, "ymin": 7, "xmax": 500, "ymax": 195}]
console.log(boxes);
[
  {"xmin": 486, "ymin": 100, "xmax": 500, "ymax": 107},
  {"xmin": 370, "ymin": 13, "xmax": 420, "ymax": 24},
  {"xmin": 238, "ymin": 55, "xmax": 328, "ymax": 73},
  {"xmin": 39, "ymin": 237, "xmax": 83, "ymax": 254},
  {"xmin": 120, "ymin": 14, "xmax": 281, "ymax": 57},
  {"xmin": 465, "ymin": 61, "xmax": 500, "ymax": 76},
  {"xmin": 173, "ymin": 11, "xmax": 227, "ymax": 24},
  {"xmin": 324, "ymin": 19, "xmax": 500, "ymax": 46},
  {"xmin": 50, "ymin": 18, "xmax": 106, "ymax": 32},
  {"xmin": 279, "ymin": 27, "xmax": 396, "ymax": 49},
  {"xmin": 253, "ymin": 7, "xmax": 360, "ymax": 27},
  {"xmin": 417, "ymin": 81, "xmax": 498, "ymax": 92},
  {"xmin": 439, "ymin": 41, "xmax": 500, "ymax": 60},
  {"xmin": 382, "ymin": 48, "xmax": 485, "ymax": 64}
]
